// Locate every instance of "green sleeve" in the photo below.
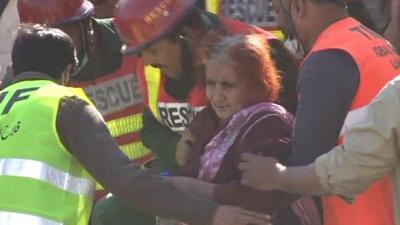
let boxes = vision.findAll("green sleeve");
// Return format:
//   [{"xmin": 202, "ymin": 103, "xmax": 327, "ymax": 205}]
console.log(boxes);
[{"xmin": 140, "ymin": 107, "xmax": 181, "ymax": 172}]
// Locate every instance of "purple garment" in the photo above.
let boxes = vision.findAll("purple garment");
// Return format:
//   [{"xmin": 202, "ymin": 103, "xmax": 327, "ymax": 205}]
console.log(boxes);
[
  {"xmin": 198, "ymin": 102, "xmax": 293, "ymax": 182},
  {"xmin": 180, "ymin": 102, "xmax": 296, "ymax": 214},
  {"xmin": 180, "ymin": 102, "xmax": 321, "ymax": 225}
]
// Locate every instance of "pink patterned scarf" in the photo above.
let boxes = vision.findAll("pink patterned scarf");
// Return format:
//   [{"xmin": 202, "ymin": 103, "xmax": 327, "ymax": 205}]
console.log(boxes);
[{"xmin": 198, "ymin": 102, "xmax": 289, "ymax": 181}]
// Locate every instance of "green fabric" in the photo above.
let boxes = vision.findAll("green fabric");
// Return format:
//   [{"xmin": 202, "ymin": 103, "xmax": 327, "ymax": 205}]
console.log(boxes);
[
  {"xmin": 95, "ymin": 18, "xmax": 123, "ymax": 55},
  {"xmin": 140, "ymin": 108, "xmax": 181, "ymax": 173},
  {"xmin": 0, "ymin": 79, "xmax": 94, "ymax": 225},
  {"xmin": 69, "ymin": 18, "xmax": 123, "ymax": 81},
  {"xmin": 91, "ymin": 195, "xmax": 156, "ymax": 225},
  {"xmin": 0, "ymin": 177, "xmax": 92, "ymax": 225}
]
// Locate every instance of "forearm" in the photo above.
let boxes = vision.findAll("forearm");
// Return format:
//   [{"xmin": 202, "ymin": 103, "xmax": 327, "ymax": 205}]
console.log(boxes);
[
  {"xmin": 58, "ymin": 98, "xmax": 218, "ymax": 225},
  {"xmin": 213, "ymin": 181, "xmax": 300, "ymax": 213},
  {"xmin": 277, "ymin": 164, "xmax": 328, "ymax": 195}
]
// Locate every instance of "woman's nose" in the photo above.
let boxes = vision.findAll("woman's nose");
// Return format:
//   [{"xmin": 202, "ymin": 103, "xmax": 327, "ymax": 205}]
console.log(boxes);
[{"xmin": 214, "ymin": 85, "xmax": 225, "ymax": 100}]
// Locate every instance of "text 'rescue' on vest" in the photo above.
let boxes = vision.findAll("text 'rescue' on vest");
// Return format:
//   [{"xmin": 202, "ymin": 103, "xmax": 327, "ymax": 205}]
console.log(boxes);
[
  {"xmin": 69, "ymin": 56, "xmax": 154, "ymax": 164},
  {"xmin": 205, "ymin": 0, "xmax": 285, "ymax": 40},
  {"xmin": 139, "ymin": 65, "xmax": 208, "ymax": 132},
  {"xmin": 0, "ymin": 79, "xmax": 95, "ymax": 225},
  {"xmin": 304, "ymin": 17, "xmax": 400, "ymax": 225}
]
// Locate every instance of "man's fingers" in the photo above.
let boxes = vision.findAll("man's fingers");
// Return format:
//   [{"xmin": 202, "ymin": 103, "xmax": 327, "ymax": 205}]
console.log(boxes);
[
  {"xmin": 235, "ymin": 209, "xmax": 272, "ymax": 225},
  {"xmin": 238, "ymin": 162, "xmax": 251, "ymax": 171},
  {"xmin": 237, "ymin": 208, "xmax": 270, "ymax": 219}
]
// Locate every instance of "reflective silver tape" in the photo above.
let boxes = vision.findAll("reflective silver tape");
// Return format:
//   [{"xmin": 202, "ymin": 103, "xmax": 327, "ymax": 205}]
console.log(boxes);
[
  {"xmin": 0, "ymin": 158, "xmax": 95, "ymax": 197},
  {"xmin": 0, "ymin": 211, "xmax": 63, "ymax": 225}
]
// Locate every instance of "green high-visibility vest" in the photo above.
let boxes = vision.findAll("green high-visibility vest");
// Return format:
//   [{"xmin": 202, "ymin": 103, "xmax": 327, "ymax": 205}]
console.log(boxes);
[{"xmin": 0, "ymin": 79, "xmax": 95, "ymax": 225}]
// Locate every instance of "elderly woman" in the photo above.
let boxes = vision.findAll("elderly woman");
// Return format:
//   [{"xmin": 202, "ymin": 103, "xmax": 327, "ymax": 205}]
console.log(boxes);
[{"xmin": 170, "ymin": 34, "xmax": 320, "ymax": 225}]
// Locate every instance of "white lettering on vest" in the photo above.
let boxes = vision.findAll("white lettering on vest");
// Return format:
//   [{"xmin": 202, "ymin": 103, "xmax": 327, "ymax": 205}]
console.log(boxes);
[
  {"xmin": 222, "ymin": 0, "xmax": 277, "ymax": 28},
  {"xmin": 158, "ymin": 102, "xmax": 204, "ymax": 132},
  {"xmin": 84, "ymin": 75, "xmax": 143, "ymax": 115}
]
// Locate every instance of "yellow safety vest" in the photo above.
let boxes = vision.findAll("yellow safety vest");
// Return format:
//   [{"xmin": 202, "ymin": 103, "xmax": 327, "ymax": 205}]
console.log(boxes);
[{"xmin": 0, "ymin": 79, "xmax": 95, "ymax": 225}]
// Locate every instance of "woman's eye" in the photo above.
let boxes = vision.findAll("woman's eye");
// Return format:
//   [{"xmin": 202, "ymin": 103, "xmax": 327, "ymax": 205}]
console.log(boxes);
[
  {"xmin": 206, "ymin": 80, "xmax": 216, "ymax": 86},
  {"xmin": 221, "ymin": 81, "xmax": 236, "ymax": 88}
]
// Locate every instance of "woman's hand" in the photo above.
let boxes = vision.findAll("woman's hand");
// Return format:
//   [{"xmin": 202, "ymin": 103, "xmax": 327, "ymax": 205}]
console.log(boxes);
[{"xmin": 176, "ymin": 131, "xmax": 195, "ymax": 166}]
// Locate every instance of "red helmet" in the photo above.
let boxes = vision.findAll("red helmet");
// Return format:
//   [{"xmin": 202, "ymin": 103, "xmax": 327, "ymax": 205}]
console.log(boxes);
[
  {"xmin": 114, "ymin": 0, "xmax": 197, "ymax": 55},
  {"xmin": 18, "ymin": 0, "xmax": 94, "ymax": 26}
]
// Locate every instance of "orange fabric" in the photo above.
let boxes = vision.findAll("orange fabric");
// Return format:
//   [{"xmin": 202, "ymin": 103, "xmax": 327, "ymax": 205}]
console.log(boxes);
[
  {"xmin": 69, "ymin": 56, "xmax": 153, "ymax": 163},
  {"xmin": 306, "ymin": 17, "xmax": 400, "ymax": 225}
]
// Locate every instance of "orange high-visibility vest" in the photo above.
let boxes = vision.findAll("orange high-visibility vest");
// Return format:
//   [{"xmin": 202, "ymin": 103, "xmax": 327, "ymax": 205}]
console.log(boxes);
[
  {"xmin": 305, "ymin": 17, "xmax": 400, "ymax": 225},
  {"xmin": 136, "ymin": 62, "xmax": 208, "ymax": 132},
  {"xmin": 70, "ymin": 56, "xmax": 154, "ymax": 164}
]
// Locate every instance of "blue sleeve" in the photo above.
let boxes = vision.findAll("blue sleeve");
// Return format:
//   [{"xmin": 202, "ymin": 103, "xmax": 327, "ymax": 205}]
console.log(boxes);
[{"xmin": 288, "ymin": 49, "xmax": 360, "ymax": 166}]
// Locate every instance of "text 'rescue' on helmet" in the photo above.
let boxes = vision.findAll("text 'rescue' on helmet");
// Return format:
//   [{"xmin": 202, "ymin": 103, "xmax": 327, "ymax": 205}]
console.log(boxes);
[
  {"xmin": 114, "ymin": 0, "xmax": 197, "ymax": 55},
  {"xmin": 18, "ymin": 0, "xmax": 94, "ymax": 26}
]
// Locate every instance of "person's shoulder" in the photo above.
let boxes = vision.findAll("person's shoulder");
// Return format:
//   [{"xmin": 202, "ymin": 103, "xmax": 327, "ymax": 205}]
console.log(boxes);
[
  {"xmin": 305, "ymin": 49, "xmax": 356, "ymax": 67},
  {"xmin": 377, "ymin": 76, "xmax": 400, "ymax": 102},
  {"xmin": 302, "ymin": 49, "xmax": 360, "ymax": 80},
  {"xmin": 240, "ymin": 103, "xmax": 293, "ymax": 137},
  {"xmin": 93, "ymin": 18, "xmax": 123, "ymax": 50},
  {"xmin": 93, "ymin": 18, "xmax": 115, "ymax": 29}
]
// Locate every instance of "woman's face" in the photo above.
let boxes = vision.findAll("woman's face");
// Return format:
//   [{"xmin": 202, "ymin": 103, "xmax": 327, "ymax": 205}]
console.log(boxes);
[{"xmin": 205, "ymin": 62, "xmax": 250, "ymax": 122}]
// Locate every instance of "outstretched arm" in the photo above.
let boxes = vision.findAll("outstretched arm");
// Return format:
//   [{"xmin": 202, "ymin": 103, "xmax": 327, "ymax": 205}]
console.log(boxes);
[
  {"xmin": 239, "ymin": 154, "xmax": 325, "ymax": 195},
  {"xmin": 57, "ymin": 96, "xmax": 272, "ymax": 225},
  {"xmin": 240, "ymin": 77, "xmax": 400, "ymax": 199}
]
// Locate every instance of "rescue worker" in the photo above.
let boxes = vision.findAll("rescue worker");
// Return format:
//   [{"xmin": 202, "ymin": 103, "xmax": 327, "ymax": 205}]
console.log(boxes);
[
  {"xmin": 113, "ymin": 0, "xmax": 298, "ymax": 172},
  {"xmin": 0, "ymin": 23, "xmax": 271, "ymax": 225},
  {"xmin": 14, "ymin": 0, "xmax": 154, "ymax": 202},
  {"xmin": 238, "ymin": 74, "xmax": 400, "ymax": 225},
  {"xmin": 90, "ymin": 0, "xmax": 302, "ymax": 225},
  {"xmin": 246, "ymin": 0, "xmax": 400, "ymax": 225}
]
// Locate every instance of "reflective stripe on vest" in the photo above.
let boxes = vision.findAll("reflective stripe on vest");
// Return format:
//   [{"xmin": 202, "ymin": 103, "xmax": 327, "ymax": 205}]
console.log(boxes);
[
  {"xmin": 145, "ymin": 66, "xmax": 162, "ymax": 120},
  {"xmin": 120, "ymin": 142, "xmax": 150, "ymax": 160},
  {"xmin": 70, "ymin": 56, "xmax": 153, "ymax": 164},
  {"xmin": 0, "ymin": 211, "xmax": 63, "ymax": 225},
  {"xmin": 0, "ymin": 158, "xmax": 94, "ymax": 197},
  {"xmin": 305, "ymin": 17, "xmax": 400, "ymax": 225},
  {"xmin": 0, "ymin": 80, "xmax": 95, "ymax": 225},
  {"xmin": 205, "ymin": 0, "xmax": 223, "ymax": 14},
  {"xmin": 107, "ymin": 113, "xmax": 143, "ymax": 137}
]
